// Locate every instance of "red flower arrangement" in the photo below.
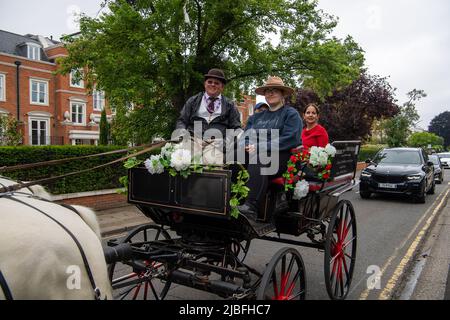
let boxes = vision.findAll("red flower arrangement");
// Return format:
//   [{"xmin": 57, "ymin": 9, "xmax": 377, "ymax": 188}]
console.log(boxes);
[{"xmin": 282, "ymin": 147, "xmax": 334, "ymax": 192}]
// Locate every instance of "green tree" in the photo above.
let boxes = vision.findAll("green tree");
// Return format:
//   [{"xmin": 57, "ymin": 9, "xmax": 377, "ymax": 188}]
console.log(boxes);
[
  {"xmin": 0, "ymin": 116, "xmax": 22, "ymax": 146},
  {"xmin": 99, "ymin": 108, "xmax": 110, "ymax": 145},
  {"xmin": 383, "ymin": 89, "xmax": 426, "ymax": 147},
  {"xmin": 428, "ymin": 111, "xmax": 450, "ymax": 148},
  {"xmin": 291, "ymin": 71, "xmax": 399, "ymax": 141},
  {"xmin": 407, "ymin": 131, "xmax": 444, "ymax": 149},
  {"xmin": 58, "ymin": 0, "xmax": 365, "ymax": 143}
]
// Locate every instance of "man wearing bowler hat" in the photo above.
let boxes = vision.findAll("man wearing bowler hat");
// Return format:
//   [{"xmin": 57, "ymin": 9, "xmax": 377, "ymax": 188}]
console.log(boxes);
[
  {"xmin": 175, "ymin": 68, "xmax": 242, "ymax": 164},
  {"xmin": 176, "ymin": 68, "xmax": 241, "ymax": 137}
]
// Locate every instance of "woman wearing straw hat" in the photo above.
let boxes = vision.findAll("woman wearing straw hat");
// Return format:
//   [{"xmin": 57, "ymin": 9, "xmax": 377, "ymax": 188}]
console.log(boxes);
[{"xmin": 237, "ymin": 76, "xmax": 303, "ymax": 220}]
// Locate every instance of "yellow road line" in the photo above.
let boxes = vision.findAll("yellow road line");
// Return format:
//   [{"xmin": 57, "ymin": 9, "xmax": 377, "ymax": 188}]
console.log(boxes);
[
  {"xmin": 358, "ymin": 187, "xmax": 449, "ymax": 300},
  {"xmin": 378, "ymin": 188, "xmax": 450, "ymax": 300}
]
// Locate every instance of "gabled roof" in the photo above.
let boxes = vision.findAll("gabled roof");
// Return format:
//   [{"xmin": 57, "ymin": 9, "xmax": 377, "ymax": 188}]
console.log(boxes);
[{"xmin": 0, "ymin": 29, "xmax": 60, "ymax": 62}]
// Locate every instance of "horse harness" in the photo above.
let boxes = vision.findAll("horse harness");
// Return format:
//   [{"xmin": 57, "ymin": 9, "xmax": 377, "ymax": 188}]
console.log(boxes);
[{"xmin": 1, "ymin": 194, "xmax": 103, "ymax": 300}]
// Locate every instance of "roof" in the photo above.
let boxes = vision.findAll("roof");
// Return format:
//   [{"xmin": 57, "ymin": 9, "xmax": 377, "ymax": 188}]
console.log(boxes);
[
  {"xmin": 384, "ymin": 147, "xmax": 422, "ymax": 152},
  {"xmin": 0, "ymin": 29, "xmax": 60, "ymax": 61}
]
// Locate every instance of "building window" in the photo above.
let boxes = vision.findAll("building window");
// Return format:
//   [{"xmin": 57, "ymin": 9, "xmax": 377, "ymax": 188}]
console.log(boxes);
[
  {"xmin": 27, "ymin": 44, "xmax": 41, "ymax": 60},
  {"xmin": 93, "ymin": 90, "xmax": 105, "ymax": 111},
  {"xmin": 70, "ymin": 69, "xmax": 84, "ymax": 88},
  {"xmin": 0, "ymin": 74, "xmax": 5, "ymax": 101},
  {"xmin": 30, "ymin": 79, "xmax": 48, "ymax": 105},
  {"xmin": 71, "ymin": 102, "xmax": 86, "ymax": 125},
  {"xmin": 30, "ymin": 118, "xmax": 49, "ymax": 146}
]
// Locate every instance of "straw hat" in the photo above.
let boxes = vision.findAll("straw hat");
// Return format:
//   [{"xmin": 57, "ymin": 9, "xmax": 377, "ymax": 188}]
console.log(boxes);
[{"xmin": 255, "ymin": 76, "xmax": 294, "ymax": 96}]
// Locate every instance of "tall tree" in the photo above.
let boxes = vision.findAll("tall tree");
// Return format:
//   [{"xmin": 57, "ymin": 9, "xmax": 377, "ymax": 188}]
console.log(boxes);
[
  {"xmin": 428, "ymin": 111, "xmax": 450, "ymax": 148},
  {"xmin": 291, "ymin": 71, "xmax": 399, "ymax": 141},
  {"xmin": 58, "ymin": 0, "xmax": 364, "ymax": 143},
  {"xmin": 99, "ymin": 108, "xmax": 110, "ymax": 145},
  {"xmin": 384, "ymin": 89, "xmax": 425, "ymax": 147}
]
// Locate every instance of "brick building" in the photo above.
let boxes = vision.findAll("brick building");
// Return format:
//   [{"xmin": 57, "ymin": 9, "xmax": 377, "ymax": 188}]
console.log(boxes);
[
  {"xmin": 236, "ymin": 94, "xmax": 255, "ymax": 127},
  {"xmin": 0, "ymin": 29, "xmax": 111, "ymax": 146},
  {"xmin": 0, "ymin": 29, "xmax": 257, "ymax": 146}
]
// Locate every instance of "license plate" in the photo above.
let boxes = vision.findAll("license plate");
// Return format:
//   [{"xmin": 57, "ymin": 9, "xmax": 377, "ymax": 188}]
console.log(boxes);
[{"xmin": 379, "ymin": 183, "xmax": 396, "ymax": 189}]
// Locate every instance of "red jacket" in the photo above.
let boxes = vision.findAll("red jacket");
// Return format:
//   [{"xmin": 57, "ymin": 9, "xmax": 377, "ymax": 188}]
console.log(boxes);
[{"xmin": 301, "ymin": 124, "xmax": 329, "ymax": 150}]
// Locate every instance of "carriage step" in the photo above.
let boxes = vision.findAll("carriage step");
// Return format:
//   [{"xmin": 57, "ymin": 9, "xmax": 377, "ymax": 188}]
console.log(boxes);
[{"xmin": 239, "ymin": 215, "xmax": 276, "ymax": 237}]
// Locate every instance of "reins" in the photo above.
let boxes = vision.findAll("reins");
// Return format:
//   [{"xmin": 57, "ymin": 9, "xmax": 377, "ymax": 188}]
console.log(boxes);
[{"xmin": 0, "ymin": 140, "xmax": 170, "ymax": 194}]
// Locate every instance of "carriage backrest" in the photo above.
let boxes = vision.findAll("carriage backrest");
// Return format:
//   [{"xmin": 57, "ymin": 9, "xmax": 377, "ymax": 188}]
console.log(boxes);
[{"xmin": 329, "ymin": 141, "xmax": 361, "ymax": 181}]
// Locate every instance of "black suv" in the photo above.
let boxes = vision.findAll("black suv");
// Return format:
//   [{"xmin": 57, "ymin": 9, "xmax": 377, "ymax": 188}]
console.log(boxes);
[{"xmin": 359, "ymin": 148, "xmax": 435, "ymax": 203}]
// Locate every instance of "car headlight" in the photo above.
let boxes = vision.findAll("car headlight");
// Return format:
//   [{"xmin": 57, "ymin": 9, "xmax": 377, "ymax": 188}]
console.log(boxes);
[
  {"xmin": 361, "ymin": 171, "xmax": 372, "ymax": 178},
  {"xmin": 407, "ymin": 175, "xmax": 422, "ymax": 181}
]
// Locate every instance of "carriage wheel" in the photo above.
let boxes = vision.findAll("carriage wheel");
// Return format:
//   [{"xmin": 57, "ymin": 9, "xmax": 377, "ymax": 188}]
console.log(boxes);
[
  {"xmin": 256, "ymin": 247, "xmax": 307, "ymax": 300},
  {"xmin": 108, "ymin": 224, "xmax": 172, "ymax": 300},
  {"xmin": 324, "ymin": 200, "xmax": 357, "ymax": 300}
]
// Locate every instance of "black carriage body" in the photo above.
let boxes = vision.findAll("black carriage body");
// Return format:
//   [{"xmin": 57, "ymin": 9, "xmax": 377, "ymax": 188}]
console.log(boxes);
[{"xmin": 129, "ymin": 167, "xmax": 231, "ymax": 218}]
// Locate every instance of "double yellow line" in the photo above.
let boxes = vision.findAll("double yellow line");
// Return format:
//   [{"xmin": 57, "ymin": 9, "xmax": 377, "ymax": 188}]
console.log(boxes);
[{"xmin": 359, "ymin": 183, "xmax": 450, "ymax": 300}]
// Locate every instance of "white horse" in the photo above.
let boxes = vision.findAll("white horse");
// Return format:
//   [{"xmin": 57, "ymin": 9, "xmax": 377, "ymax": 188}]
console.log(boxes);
[{"xmin": 0, "ymin": 177, "xmax": 112, "ymax": 300}]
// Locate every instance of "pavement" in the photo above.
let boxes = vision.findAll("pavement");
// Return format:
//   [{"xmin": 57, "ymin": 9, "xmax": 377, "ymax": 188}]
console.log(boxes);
[
  {"xmin": 95, "ymin": 178, "xmax": 450, "ymax": 300},
  {"xmin": 405, "ymin": 186, "xmax": 450, "ymax": 300},
  {"xmin": 96, "ymin": 204, "xmax": 151, "ymax": 238}
]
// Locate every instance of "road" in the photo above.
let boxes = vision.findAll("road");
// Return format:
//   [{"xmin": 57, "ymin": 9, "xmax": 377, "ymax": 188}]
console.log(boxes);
[{"xmin": 106, "ymin": 170, "xmax": 450, "ymax": 300}]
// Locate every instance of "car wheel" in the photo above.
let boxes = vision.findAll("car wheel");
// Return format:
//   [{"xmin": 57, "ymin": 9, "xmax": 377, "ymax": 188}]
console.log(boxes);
[
  {"xmin": 427, "ymin": 180, "xmax": 435, "ymax": 195},
  {"xmin": 360, "ymin": 191, "xmax": 371, "ymax": 199},
  {"xmin": 415, "ymin": 184, "xmax": 426, "ymax": 203}
]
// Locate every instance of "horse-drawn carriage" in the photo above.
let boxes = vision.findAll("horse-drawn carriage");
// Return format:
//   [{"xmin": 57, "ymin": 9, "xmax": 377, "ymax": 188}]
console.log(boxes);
[{"xmin": 105, "ymin": 140, "xmax": 361, "ymax": 300}]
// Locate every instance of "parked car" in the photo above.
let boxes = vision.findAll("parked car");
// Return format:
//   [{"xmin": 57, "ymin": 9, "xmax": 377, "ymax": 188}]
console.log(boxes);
[
  {"xmin": 428, "ymin": 154, "xmax": 444, "ymax": 184},
  {"xmin": 359, "ymin": 148, "xmax": 435, "ymax": 203},
  {"xmin": 437, "ymin": 152, "xmax": 450, "ymax": 169}
]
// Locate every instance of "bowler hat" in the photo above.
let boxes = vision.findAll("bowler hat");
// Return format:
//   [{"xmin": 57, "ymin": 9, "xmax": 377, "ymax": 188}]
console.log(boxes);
[
  {"xmin": 255, "ymin": 76, "xmax": 294, "ymax": 96},
  {"xmin": 204, "ymin": 68, "xmax": 227, "ymax": 84}
]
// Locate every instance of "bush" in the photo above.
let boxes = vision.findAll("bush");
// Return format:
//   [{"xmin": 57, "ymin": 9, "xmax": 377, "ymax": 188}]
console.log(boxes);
[
  {"xmin": 359, "ymin": 144, "xmax": 385, "ymax": 161},
  {"xmin": 0, "ymin": 145, "xmax": 157, "ymax": 194}
]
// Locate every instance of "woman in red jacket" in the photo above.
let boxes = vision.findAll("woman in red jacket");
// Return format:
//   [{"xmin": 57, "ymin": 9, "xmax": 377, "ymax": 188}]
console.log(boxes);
[{"xmin": 301, "ymin": 103, "xmax": 329, "ymax": 150}]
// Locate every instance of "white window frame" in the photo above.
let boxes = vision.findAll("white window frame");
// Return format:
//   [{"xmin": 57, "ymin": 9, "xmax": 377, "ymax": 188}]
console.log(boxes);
[
  {"xmin": 0, "ymin": 74, "xmax": 5, "ymax": 101},
  {"xmin": 29, "ymin": 78, "xmax": 49, "ymax": 106},
  {"xmin": 93, "ymin": 89, "xmax": 105, "ymax": 111},
  {"xmin": 27, "ymin": 43, "xmax": 41, "ymax": 60},
  {"xmin": 70, "ymin": 69, "xmax": 84, "ymax": 88},
  {"xmin": 29, "ymin": 117, "xmax": 50, "ymax": 146},
  {"xmin": 70, "ymin": 101, "xmax": 86, "ymax": 126}
]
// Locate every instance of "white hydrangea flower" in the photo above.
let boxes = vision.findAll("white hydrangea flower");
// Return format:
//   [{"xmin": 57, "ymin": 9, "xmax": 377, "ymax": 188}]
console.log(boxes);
[
  {"xmin": 309, "ymin": 146, "xmax": 330, "ymax": 167},
  {"xmin": 309, "ymin": 147, "xmax": 321, "ymax": 166},
  {"xmin": 144, "ymin": 155, "xmax": 164, "ymax": 174},
  {"xmin": 170, "ymin": 148, "xmax": 192, "ymax": 171},
  {"xmin": 324, "ymin": 144, "xmax": 336, "ymax": 157},
  {"xmin": 293, "ymin": 180, "xmax": 309, "ymax": 200},
  {"xmin": 161, "ymin": 142, "xmax": 180, "ymax": 159},
  {"xmin": 318, "ymin": 150, "xmax": 329, "ymax": 166}
]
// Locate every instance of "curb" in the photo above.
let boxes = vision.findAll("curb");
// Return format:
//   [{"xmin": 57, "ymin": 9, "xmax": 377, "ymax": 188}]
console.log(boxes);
[
  {"xmin": 396, "ymin": 185, "xmax": 450, "ymax": 300},
  {"xmin": 445, "ymin": 265, "xmax": 450, "ymax": 300},
  {"xmin": 101, "ymin": 222, "xmax": 149, "ymax": 239}
]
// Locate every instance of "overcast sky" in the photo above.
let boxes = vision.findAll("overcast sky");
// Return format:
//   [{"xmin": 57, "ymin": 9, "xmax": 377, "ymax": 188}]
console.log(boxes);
[{"xmin": 0, "ymin": 0, "xmax": 448, "ymax": 128}]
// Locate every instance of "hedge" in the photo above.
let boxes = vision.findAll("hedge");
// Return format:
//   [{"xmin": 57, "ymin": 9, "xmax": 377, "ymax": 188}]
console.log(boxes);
[
  {"xmin": 358, "ymin": 144, "xmax": 385, "ymax": 162},
  {"xmin": 0, "ymin": 145, "xmax": 157, "ymax": 195}
]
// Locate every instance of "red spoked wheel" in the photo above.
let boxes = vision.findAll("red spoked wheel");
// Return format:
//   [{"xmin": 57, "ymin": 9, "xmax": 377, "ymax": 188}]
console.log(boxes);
[
  {"xmin": 108, "ymin": 224, "xmax": 172, "ymax": 300},
  {"xmin": 324, "ymin": 200, "xmax": 357, "ymax": 300},
  {"xmin": 256, "ymin": 247, "xmax": 306, "ymax": 300}
]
